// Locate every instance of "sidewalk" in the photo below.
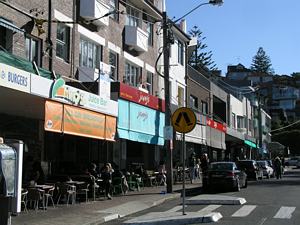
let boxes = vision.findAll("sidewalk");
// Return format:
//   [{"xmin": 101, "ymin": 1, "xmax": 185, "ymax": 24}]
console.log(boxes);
[{"xmin": 12, "ymin": 180, "xmax": 202, "ymax": 225}]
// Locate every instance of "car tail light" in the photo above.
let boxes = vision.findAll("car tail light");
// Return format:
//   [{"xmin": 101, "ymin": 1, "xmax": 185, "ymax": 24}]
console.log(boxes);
[{"xmin": 226, "ymin": 172, "xmax": 235, "ymax": 177}]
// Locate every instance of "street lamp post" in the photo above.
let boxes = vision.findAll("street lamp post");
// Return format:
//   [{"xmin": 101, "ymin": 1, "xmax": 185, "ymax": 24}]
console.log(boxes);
[{"xmin": 162, "ymin": 0, "xmax": 223, "ymax": 194}]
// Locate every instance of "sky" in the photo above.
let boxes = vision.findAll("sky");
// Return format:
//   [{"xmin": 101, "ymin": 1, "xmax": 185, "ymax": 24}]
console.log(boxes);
[{"xmin": 166, "ymin": 0, "xmax": 300, "ymax": 75}]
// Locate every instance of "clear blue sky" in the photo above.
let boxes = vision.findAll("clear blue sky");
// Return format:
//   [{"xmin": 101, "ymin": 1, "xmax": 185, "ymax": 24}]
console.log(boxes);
[{"xmin": 166, "ymin": 0, "xmax": 300, "ymax": 75}]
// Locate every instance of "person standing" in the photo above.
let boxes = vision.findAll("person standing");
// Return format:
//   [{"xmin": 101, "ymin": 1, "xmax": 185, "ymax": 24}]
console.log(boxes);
[
  {"xmin": 274, "ymin": 157, "xmax": 282, "ymax": 179},
  {"xmin": 200, "ymin": 153, "xmax": 209, "ymax": 190},
  {"xmin": 188, "ymin": 152, "xmax": 197, "ymax": 184}
]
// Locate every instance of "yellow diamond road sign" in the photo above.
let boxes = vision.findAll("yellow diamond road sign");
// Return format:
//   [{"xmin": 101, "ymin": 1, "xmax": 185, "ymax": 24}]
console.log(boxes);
[{"xmin": 171, "ymin": 107, "xmax": 196, "ymax": 133}]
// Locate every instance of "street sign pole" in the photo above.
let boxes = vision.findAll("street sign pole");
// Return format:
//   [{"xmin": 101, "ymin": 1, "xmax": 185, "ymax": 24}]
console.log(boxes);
[{"xmin": 182, "ymin": 132, "xmax": 186, "ymax": 215}]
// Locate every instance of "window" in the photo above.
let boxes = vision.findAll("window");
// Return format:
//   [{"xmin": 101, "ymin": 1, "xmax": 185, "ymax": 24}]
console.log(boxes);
[
  {"xmin": 190, "ymin": 95, "xmax": 198, "ymax": 110},
  {"xmin": 248, "ymin": 118, "xmax": 252, "ymax": 131},
  {"xmin": 232, "ymin": 113, "xmax": 236, "ymax": 128},
  {"xmin": 79, "ymin": 38, "xmax": 102, "ymax": 69},
  {"xmin": 147, "ymin": 22, "xmax": 153, "ymax": 46},
  {"xmin": 237, "ymin": 116, "xmax": 244, "ymax": 128},
  {"xmin": 178, "ymin": 40, "xmax": 184, "ymax": 65},
  {"xmin": 56, "ymin": 24, "xmax": 70, "ymax": 61},
  {"xmin": 126, "ymin": 6, "xmax": 140, "ymax": 27},
  {"xmin": 109, "ymin": 51, "xmax": 118, "ymax": 81},
  {"xmin": 109, "ymin": 0, "xmax": 119, "ymax": 21},
  {"xmin": 178, "ymin": 86, "xmax": 184, "ymax": 107},
  {"xmin": 25, "ymin": 36, "xmax": 41, "ymax": 66},
  {"xmin": 124, "ymin": 62, "xmax": 141, "ymax": 87},
  {"xmin": 146, "ymin": 71, "xmax": 153, "ymax": 94},
  {"xmin": 201, "ymin": 101, "xmax": 208, "ymax": 115}
]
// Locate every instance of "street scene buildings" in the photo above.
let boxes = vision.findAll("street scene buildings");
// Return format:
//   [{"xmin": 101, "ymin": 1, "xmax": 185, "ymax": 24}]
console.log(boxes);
[{"xmin": 1, "ymin": 0, "xmax": 299, "ymax": 224}]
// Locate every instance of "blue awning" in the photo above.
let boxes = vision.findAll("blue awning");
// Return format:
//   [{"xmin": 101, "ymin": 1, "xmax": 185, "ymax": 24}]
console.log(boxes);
[{"xmin": 0, "ymin": 18, "xmax": 24, "ymax": 33}]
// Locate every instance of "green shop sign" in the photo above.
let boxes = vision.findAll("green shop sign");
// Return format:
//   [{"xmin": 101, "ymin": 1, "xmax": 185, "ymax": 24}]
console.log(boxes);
[{"xmin": 244, "ymin": 140, "xmax": 257, "ymax": 148}]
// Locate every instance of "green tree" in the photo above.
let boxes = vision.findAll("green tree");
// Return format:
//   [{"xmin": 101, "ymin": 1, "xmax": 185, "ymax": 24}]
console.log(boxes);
[
  {"xmin": 251, "ymin": 47, "xmax": 274, "ymax": 74},
  {"xmin": 188, "ymin": 26, "xmax": 217, "ymax": 71}
]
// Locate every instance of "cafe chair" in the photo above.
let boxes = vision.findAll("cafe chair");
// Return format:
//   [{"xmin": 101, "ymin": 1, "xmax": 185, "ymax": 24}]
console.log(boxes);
[
  {"xmin": 21, "ymin": 189, "xmax": 28, "ymax": 213},
  {"xmin": 27, "ymin": 188, "xmax": 45, "ymax": 211},
  {"xmin": 76, "ymin": 182, "xmax": 90, "ymax": 203},
  {"xmin": 56, "ymin": 182, "xmax": 76, "ymax": 206},
  {"xmin": 44, "ymin": 186, "xmax": 55, "ymax": 208},
  {"xmin": 112, "ymin": 177, "xmax": 124, "ymax": 195}
]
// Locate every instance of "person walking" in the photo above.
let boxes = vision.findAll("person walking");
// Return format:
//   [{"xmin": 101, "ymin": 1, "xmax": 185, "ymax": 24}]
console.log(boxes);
[
  {"xmin": 274, "ymin": 156, "xmax": 282, "ymax": 179},
  {"xmin": 200, "ymin": 153, "xmax": 209, "ymax": 190}
]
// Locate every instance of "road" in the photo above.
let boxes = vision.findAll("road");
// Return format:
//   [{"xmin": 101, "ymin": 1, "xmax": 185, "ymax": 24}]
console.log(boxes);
[{"xmin": 104, "ymin": 167, "xmax": 300, "ymax": 225}]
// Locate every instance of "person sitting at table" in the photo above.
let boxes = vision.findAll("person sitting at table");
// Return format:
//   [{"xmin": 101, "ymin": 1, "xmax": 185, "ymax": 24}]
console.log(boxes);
[
  {"xmin": 88, "ymin": 163, "xmax": 100, "ymax": 178},
  {"xmin": 29, "ymin": 161, "xmax": 45, "ymax": 185},
  {"xmin": 101, "ymin": 163, "xmax": 114, "ymax": 200},
  {"xmin": 113, "ymin": 165, "xmax": 129, "ymax": 193}
]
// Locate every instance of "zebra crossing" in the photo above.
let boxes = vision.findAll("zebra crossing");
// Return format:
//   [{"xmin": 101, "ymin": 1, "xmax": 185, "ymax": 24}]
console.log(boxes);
[{"xmin": 163, "ymin": 204, "xmax": 296, "ymax": 220}]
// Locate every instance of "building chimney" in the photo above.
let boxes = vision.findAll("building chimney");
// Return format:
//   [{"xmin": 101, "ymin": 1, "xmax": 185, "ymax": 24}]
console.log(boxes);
[{"xmin": 180, "ymin": 19, "xmax": 187, "ymax": 33}]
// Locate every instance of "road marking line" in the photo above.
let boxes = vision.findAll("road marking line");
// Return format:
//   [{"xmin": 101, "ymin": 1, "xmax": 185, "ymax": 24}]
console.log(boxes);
[
  {"xmin": 198, "ymin": 205, "xmax": 222, "ymax": 213},
  {"xmin": 257, "ymin": 217, "xmax": 267, "ymax": 225},
  {"xmin": 274, "ymin": 206, "xmax": 296, "ymax": 219},
  {"xmin": 232, "ymin": 205, "xmax": 257, "ymax": 217},
  {"xmin": 165, "ymin": 205, "xmax": 187, "ymax": 212}
]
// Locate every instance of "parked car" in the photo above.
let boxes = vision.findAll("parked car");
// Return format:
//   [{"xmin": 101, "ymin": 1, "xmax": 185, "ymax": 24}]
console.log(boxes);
[
  {"xmin": 236, "ymin": 160, "xmax": 263, "ymax": 180},
  {"xmin": 285, "ymin": 157, "xmax": 300, "ymax": 166},
  {"xmin": 206, "ymin": 162, "xmax": 247, "ymax": 192},
  {"xmin": 257, "ymin": 160, "xmax": 274, "ymax": 178}
]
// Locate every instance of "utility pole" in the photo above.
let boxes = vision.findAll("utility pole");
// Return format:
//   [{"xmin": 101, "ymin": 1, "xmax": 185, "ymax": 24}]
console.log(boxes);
[
  {"xmin": 48, "ymin": 0, "xmax": 53, "ymax": 72},
  {"xmin": 162, "ymin": 11, "xmax": 173, "ymax": 193}
]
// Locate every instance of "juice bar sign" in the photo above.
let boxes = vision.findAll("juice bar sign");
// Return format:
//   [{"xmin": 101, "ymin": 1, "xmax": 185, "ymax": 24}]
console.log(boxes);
[
  {"xmin": 51, "ymin": 78, "xmax": 118, "ymax": 116},
  {"xmin": 0, "ymin": 63, "xmax": 30, "ymax": 93}
]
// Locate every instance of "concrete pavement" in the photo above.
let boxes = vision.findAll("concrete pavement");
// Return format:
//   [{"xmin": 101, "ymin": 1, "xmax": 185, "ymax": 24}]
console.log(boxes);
[{"xmin": 11, "ymin": 180, "xmax": 201, "ymax": 225}]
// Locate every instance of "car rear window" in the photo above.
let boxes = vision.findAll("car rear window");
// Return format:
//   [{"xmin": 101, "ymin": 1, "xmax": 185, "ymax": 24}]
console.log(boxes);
[{"xmin": 210, "ymin": 163, "xmax": 233, "ymax": 170}]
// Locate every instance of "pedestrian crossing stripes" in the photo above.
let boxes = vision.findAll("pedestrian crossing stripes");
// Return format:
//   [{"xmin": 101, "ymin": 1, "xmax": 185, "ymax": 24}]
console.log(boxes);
[
  {"xmin": 231, "ymin": 205, "xmax": 256, "ymax": 217},
  {"xmin": 162, "ymin": 204, "xmax": 297, "ymax": 220},
  {"xmin": 273, "ymin": 206, "xmax": 296, "ymax": 219}
]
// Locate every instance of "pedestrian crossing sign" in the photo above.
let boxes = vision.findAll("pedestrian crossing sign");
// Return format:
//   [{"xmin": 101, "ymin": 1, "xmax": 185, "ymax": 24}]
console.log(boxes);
[{"xmin": 171, "ymin": 107, "xmax": 196, "ymax": 133}]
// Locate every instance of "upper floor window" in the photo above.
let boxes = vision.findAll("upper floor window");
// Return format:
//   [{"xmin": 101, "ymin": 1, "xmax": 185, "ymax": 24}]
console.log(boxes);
[
  {"xmin": 126, "ymin": 6, "xmax": 140, "ymax": 27},
  {"xmin": 109, "ymin": 51, "xmax": 118, "ymax": 81},
  {"xmin": 237, "ymin": 116, "xmax": 244, "ymax": 128},
  {"xmin": 178, "ymin": 40, "xmax": 184, "ymax": 65},
  {"xmin": 25, "ymin": 36, "xmax": 41, "ymax": 66},
  {"xmin": 56, "ymin": 24, "xmax": 70, "ymax": 62},
  {"xmin": 201, "ymin": 101, "xmax": 208, "ymax": 115},
  {"xmin": 124, "ymin": 62, "xmax": 141, "ymax": 87},
  {"xmin": 147, "ymin": 22, "xmax": 153, "ymax": 46},
  {"xmin": 79, "ymin": 38, "xmax": 102, "ymax": 69},
  {"xmin": 146, "ymin": 71, "xmax": 153, "ymax": 94},
  {"xmin": 178, "ymin": 86, "xmax": 184, "ymax": 107},
  {"xmin": 109, "ymin": 0, "xmax": 119, "ymax": 21},
  {"xmin": 190, "ymin": 95, "xmax": 198, "ymax": 110}
]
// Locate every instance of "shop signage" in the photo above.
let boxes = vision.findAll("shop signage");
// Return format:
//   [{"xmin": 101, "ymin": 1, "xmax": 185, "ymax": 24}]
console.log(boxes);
[
  {"xmin": 171, "ymin": 107, "xmax": 196, "ymax": 133},
  {"xmin": 0, "ymin": 63, "xmax": 30, "ymax": 93},
  {"xmin": 244, "ymin": 140, "xmax": 257, "ymax": 148},
  {"xmin": 207, "ymin": 118, "xmax": 227, "ymax": 133},
  {"xmin": 51, "ymin": 78, "xmax": 118, "ymax": 116},
  {"xmin": 44, "ymin": 100, "xmax": 116, "ymax": 140},
  {"xmin": 119, "ymin": 83, "xmax": 165, "ymax": 112}
]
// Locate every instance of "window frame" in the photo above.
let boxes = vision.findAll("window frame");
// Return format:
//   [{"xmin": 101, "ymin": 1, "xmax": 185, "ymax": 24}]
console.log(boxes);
[
  {"xmin": 124, "ymin": 62, "xmax": 141, "ymax": 87},
  {"xmin": 25, "ymin": 35, "xmax": 41, "ymax": 66},
  {"xmin": 201, "ymin": 100, "xmax": 208, "ymax": 115},
  {"xmin": 146, "ymin": 71, "xmax": 153, "ymax": 94},
  {"xmin": 109, "ymin": 51, "xmax": 118, "ymax": 81},
  {"xmin": 177, "ymin": 40, "xmax": 184, "ymax": 65},
  {"xmin": 189, "ymin": 95, "xmax": 198, "ymax": 110},
  {"xmin": 109, "ymin": 0, "xmax": 119, "ymax": 21},
  {"xmin": 79, "ymin": 38, "xmax": 102, "ymax": 69},
  {"xmin": 56, "ymin": 23, "xmax": 70, "ymax": 62}
]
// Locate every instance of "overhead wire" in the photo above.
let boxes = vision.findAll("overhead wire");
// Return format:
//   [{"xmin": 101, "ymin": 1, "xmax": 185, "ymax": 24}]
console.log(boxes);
[{"xmin": 270, "ymin": 119, "xmax": 300, "ymax": 133}]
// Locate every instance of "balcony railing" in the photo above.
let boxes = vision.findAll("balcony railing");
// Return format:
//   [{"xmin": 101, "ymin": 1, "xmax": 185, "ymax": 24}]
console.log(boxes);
[
  {"xmin": 125, "ymin": 25, "xmax": 148, "ymax": 52},
  {"xmin": 80, "ymin": 0, "xmax": 110, "ymax": 27}
]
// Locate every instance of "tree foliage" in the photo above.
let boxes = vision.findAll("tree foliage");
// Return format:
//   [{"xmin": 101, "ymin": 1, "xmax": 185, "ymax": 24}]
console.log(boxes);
[
  {"xmin": 188, "ymin": 26, "xmax": 217, "ymax": 71},
  {"xmin": 272, "ymin": 130, "xmax": 300, "ymax": 155},
  {"xmin": 251, "ymin": 47, "xmax": 274, "ymax": 75}
]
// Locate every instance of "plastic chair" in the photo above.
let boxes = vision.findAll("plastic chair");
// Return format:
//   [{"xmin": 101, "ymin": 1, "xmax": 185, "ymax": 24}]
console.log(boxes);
[
  {"xmin": 27, "ymin": 188, "xmax": 45, "ymax": 211},
  {"xmin": 56, "ymin": 183, "xmax": 76, "ymax": 206},
  {"xmin": 44, "ymin": 186, "xmax": 55, "ymax": 208},
  {"xmin": 76, "ymin": 182, "xmax": 90, "ymax": 203},
  {"xmin": 112, "ymin": 177, "xmax": 124, "ymax": 195}
]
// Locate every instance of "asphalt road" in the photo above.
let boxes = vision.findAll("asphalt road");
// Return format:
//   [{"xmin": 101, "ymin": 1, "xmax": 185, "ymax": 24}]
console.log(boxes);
[{"xmin": 104, "ymin": 167, "xmax": 300, "ymax": 225}]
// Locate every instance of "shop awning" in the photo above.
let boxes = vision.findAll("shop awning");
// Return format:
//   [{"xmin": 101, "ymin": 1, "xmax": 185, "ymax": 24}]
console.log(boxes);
[
  {"xmin": 206, "ymin": 126, "xmax": 226, "ymax": 150},
  {"xmin": 0, "ymin": 50, "xmax": 53, "ymax": 79},
  {"xmin": 244, "ymin": 140, "xmax": 257, "ymax": 148},
  {"xmin": 0, "ymin": 18, "xmax": 24, "ymax": 33}
]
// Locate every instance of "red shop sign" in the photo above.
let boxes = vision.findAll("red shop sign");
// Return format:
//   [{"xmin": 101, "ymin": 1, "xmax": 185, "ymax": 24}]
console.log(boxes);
[
  {"xmin": 119, "ymin": 83, "xmax": 165, "ymax": 112},
  {"xmin": 207, "ymin": 118, "xmax": 227, "ymax": 133}
]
